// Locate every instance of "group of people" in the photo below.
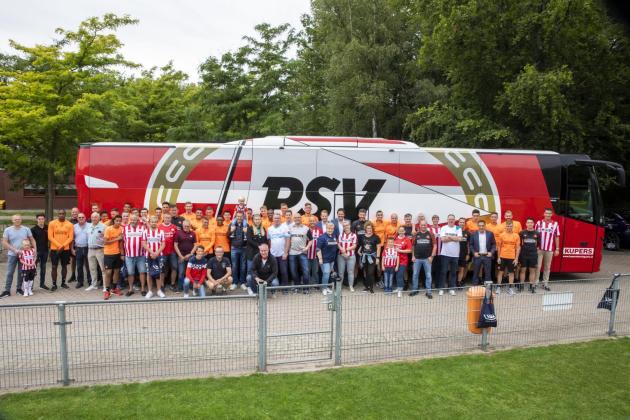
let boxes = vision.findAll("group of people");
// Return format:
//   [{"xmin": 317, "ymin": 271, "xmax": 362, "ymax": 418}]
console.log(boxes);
[{"xmin": 1, "ymin": 197, "xmax": 560, "ymax": 300}]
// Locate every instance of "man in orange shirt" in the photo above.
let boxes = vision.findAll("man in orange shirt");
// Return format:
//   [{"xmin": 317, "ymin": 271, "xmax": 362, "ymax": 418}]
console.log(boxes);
[
  {"xmin": 465, "ymin": 209, "xmax": 481, "ymax": 232},
  {"xmin": 497, "ymin": 222, "xmax": 521, "ymax": 295},
  {"xmin": 205, "ymin": 206, "xmax": 216, "ymax": 227},
  {"xmin": 486, "ymin": 212, "xmax": 500, "ymax": 241},
  {"xmin": 279, "ymin": 202, "xmax": 289, "ymax": 223},
  {"xmin": 196, "ymin": 218, "xmax": 215, "ymax": 256},
  {"xmin": 496, "ymin": 210, "xmax": 522, "ymax": 236},
  {"xmin": 260, "ymin": 206, "xmax": 271, "ymax": 230},
  {"xmin": 48, "ymin": 209, "xmax": 74, "ymax": 291},
  {"xmin": 301, "ymin": 202, "xmax": 319, "ymax": 225},
  {"xmin": 372, "ymin": 210, "xmax": 387, "ymax": 244},
  {"xmin": 103, "ymin": 215, "xmax": 124, "ymax": 300},
  {"xmin": 213, "ymin": 215, "xmax": 231, "ymax": 259},
  {"xmin": 191, "ymin": 208, "xmax": 204, "ymax": 231},
  {"xmin": 181, "ymin": 201, "xmax": 196, "ymax": 224},
  {"xmin": 385, "ymin": 213, "xmax": 399, "ymax": 240}
]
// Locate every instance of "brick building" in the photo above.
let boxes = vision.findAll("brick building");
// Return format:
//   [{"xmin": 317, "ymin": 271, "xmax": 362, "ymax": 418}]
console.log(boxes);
[{"xmin": 0, "ymin": 170, "xmax": 77, "ymax": 210}]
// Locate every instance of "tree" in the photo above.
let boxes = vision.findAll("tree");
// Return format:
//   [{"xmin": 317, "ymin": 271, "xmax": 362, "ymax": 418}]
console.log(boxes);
[{"xmin": 0, "ymin": 14, "xmax": 138, "ymax": 218}]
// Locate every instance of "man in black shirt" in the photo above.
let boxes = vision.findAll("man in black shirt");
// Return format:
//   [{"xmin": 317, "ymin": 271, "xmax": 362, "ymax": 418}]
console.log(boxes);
[
  {"xmin": 411, "ymin": 221, "xmax": 436, "ymax": 298},
  {"xmin": 351, "ymin": 208, "xmax": 367, "ymax": 285},
  {"xmin": 170, "ymin": 205, "xmax": 184, "ymax": 230},
  {"xmin": 519, "ymin": 218, "xmax": 540, "ymax": 293},
  {"xmin": 31, "ymin": 214, "xmax": 50, "ymax": 290},
  {"xmin": 207, "ymin": 246, "xmax": 233, "ymax": 294},
  {"xmin": 251, "ymin": 243, "xmax": 279, "ymax": 293}
]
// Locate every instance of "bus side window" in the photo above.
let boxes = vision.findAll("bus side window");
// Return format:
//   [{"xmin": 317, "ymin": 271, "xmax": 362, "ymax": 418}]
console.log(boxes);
[{"xmin": 565, "ymin": 165, "xmax": 594, "ymax": 223}]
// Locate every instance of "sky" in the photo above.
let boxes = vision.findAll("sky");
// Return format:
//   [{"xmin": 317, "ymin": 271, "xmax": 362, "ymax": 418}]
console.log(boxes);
[{"xmin": 0, "ymin": 0, "xmax": 311, "ymax": 82}]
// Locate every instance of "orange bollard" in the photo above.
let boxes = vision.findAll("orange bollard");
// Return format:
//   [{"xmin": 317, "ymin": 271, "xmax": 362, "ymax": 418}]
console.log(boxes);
[{"xmin": 466, "ymin": 286, "xmax": 486, "ymax": 334}]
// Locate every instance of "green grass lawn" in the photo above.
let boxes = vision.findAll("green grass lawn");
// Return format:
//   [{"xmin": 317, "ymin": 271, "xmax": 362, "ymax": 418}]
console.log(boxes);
[{"xmin": 1, "ymin": 338, "xmax": 629, "ymax": 419}]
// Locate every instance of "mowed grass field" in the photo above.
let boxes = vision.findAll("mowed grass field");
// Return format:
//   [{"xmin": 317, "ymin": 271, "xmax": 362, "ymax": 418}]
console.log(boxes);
[{"xmin": 1, "ymin": 338, "xmax": 629, "ymax": 419}]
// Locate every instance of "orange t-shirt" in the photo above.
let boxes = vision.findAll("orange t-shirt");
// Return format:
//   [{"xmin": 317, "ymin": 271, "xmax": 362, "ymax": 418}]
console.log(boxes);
[
  {"xmin": 196, "ymin": 227, "xmax": 215, "ymax": 254},
  {"xmin": 498, "ymin": 232, "xmax": 520, "ymax": 260},
  {"xmin": 496, "ymin": 220, "xmax": 522, "ymax": 237},
  {"xmin": 213, "ymin": 224, "xmax": 230, "ymax": 252},
  {"xmin": 465, "ymin": 219, "xmax": 480, "ymax": 232},
  {"xmin": 48, "ymin": 219, "xmax": 74, "ymax": 251},
  {"xmin": 301, "ymin": 214, "xmax": 318, "ymax": 225},
  {"xmin": 385, "ymin": 221, "xmax": 399, "ymax": 240},
  {"xmin": 191, "ymin": 217, "xmax": 204, "ymax": 231},
  {"xmin": 104, "ymin": 225, "xmax": 122, "ymax": 255},
  {"xmin": 182, "ymin": 213, "xmax": 196, "ymax": 224},
  {"xmin": 261, "ymin": 218, "xmax": 272, "ymax": 230},
  {"xmin": 486, "ymin": 222, "xmax": 500, "ymax": 242},
  {"xmin": 372, "ymin": 219, "xmax": 387, "ymax": 244}
]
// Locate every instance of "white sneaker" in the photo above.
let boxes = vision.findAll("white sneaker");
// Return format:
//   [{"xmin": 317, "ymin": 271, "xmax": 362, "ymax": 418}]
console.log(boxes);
[
  {"xmin": 449, "ymin": 290, "xmax": 456, "ymax": 296},
  {"xmin": 507, "ymin": 287, "xmax": 515, "ymax": 296},
  {"xmin": 496, "ymin": 287, "xmax": 501, "ymax": 295},
  {"xmin": 322, "ymin": 289, "xmax": 328, "ymax": 295},
  {"xmin": 157, "ymin": 289, "xmax": 166, "ymax": 298},
  {"xmin": 350, "ymin": 287, "xmax": 355, "ymax": 292},
  {"xmin": 29, "ymin": 289, "xmax": 34, "ymax": 296},
  {"xmin": 247, "ymin": 287, "xmax": 254, "ymax": 296},
  {"xmin": 397, "ymin": 290, "xmax": 402, "ymax": 298},
  {"xmin": 85, "ymin": 284, "xmax": 97, "ymax": 291},
  {"xmin": 145, "ymin": 290, "xmax": 154, "ymax": 299},
  {"xmin": 24, "ymin": 291, "xmax": 29, "ymax": 298},
  {"xmin": 229, "ymin": 284, "xmax": 237, "ymax": 291},
  {"xmin": 183, "ymin": 293, "xmax": 189, "ymax": 298},
  {"xmin": 240, "ymin": 283, "xmax": 247, "ymax": 291},
  {"xmin": 438, "ymin": 290, "xmax": 444, "ymax": 296}
]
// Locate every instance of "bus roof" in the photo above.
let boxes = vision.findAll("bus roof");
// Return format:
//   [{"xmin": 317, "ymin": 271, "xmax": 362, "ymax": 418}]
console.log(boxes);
[{"xmin": 82, "ymin": 136, "xmax": 559, "ymax": 155}]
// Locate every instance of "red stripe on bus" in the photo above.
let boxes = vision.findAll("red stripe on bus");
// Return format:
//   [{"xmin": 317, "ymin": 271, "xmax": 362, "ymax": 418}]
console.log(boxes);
[
  {"xmin": 186, "ymin": 159, "xmax": 252, "ymax": 182},
  {"xmin": 366, "ymin": 163, "xmax": 460, "ymax": 186}
]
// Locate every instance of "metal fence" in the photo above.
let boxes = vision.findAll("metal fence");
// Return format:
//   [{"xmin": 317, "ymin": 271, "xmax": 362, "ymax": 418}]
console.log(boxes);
[{"xmin": 1, "ymin": 274, "xmax": 628, "ymax": 392}]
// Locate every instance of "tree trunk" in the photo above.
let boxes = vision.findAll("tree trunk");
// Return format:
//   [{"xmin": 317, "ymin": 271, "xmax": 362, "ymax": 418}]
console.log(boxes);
[
  {"xmin": 46, "ymin": 169, "xmax": 55, "ymax": 220},
  {"xmin": 372, "ymin": 114, "xmax": 378, "ymax": 138}
]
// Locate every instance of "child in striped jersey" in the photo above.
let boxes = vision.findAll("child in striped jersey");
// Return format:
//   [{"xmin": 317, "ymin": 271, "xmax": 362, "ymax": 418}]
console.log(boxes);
[
  {"xmin": 381, "ymin": 237, "xmax": 399, "ymax": 294},
  {"xmin": 19, "ymin": 239, "xmax": 37, "ymax": 296}
]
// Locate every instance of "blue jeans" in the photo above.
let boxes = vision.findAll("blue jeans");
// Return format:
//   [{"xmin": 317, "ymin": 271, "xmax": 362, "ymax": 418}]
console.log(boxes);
[
  {"xmin": 4, "ymin": 255, "xmax": 22, "ymax": 293},
  {"xmin": 75, "ymin": 247, "xmax": 92, "ymax": 285},
  {"xmin": 231, "ymin": 248, "xmax": 247, "ymax": 286},
  {"xmin": 309, "ymin": 258, "xmax": 319, "ymax": 284},
  {"xmin": 336, "ymin": 255, "xmax": 356, "ymax": 288},
  {"xmin": 289, "ymin": 254, "xmax": 310, "ymax": 286},
  {"xmin": 320, "ymin": 262, "xmax": 334, "ymax": 290},
  {"xmin": 396, "ymin": 265, "xmax": 407, "ymax": 289},
  {"xmin": 384, "ymin": 267, "xmax": 395, "ymax": 290},
  {"xmin": 125, "ymin": 256, "xmax": 147, "ymax": 276},
  {"xmin": 274, "ymin": 256, "xmax": 289, "ymax": 286},
  {"xmin": 37, "ymin": 251, "xmax": 48, "ymax": 287},
  {"xmin": 183, "ymin": 278, "xmax": 206, "ymax": 296},
  {"xmin": 250, "ymin": 277, "xmax": 279, "ymax": 293},
  {"xmin": 178, "ymin": 259, "xmax": 188, "ymax": 289},
  {"xmin": 440, "ymin": 256, "xmax": 458, "ymax": 289},
  {"xmin": 472, "ymin": 256, "xmax": 492, "ymax": 285},
  {"xmin": 412, "ymin": 258, "xmax": 433, "ymax": 292},
  {"xmin": 245, "ymin": 259, "xmax": 255, "ymax": 288}
]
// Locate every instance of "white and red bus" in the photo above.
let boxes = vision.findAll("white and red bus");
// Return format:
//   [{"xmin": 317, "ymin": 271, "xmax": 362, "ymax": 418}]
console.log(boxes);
[{"xmin": 76, "ymin": 136, "xmax": 624, "ymax": 274}]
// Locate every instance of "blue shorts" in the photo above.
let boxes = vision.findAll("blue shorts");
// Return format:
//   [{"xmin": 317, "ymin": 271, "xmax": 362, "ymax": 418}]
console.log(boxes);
[
  {"xmin": 163, "ymin": 253, "xmax": 178, "ymax": 271},
  {"xmin": 125, "ymin": 256, "xmax": 147, "ymax": 276}
]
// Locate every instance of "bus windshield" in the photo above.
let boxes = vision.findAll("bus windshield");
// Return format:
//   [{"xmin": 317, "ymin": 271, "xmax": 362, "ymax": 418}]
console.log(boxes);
[{"xmin": 565, "ymin": 165, "xmax": 595, "ymax": 223}]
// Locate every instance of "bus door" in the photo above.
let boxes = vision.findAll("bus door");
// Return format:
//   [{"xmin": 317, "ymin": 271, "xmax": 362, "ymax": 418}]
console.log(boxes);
[{"xmin": 559, "ymin": 165, "xmax": 600, "ymax": 272}]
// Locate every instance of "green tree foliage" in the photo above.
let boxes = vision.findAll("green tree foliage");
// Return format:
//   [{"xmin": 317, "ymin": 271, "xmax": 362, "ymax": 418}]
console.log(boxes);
[{"xmin": 0, "ymin": 14, "xmax": 138, "ymax": 217}]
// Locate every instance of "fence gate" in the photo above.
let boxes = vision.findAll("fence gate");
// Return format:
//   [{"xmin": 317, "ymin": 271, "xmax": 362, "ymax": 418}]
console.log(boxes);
[{"xmin": 260, "ymin": 283, "xmax": 341, "ymax": 370}]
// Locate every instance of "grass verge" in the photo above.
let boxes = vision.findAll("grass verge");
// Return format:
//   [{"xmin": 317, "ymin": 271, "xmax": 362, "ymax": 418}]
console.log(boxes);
[{"xmin": 1, "ymin": 338, "xmax": 629, "ymax": 419}]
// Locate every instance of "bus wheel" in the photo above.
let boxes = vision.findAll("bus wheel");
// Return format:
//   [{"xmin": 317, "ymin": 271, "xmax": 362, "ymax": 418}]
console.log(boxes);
[{"xmin": 604, "ymin": 231, "xmax": 620, "ymax": 251}]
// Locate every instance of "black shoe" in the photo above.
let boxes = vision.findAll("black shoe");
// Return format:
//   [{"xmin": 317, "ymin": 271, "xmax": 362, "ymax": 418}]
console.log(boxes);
[
  {"xmin": 403, "ymin": 285, "xmax": 409, "ymax": 291},
  {"xmin": 141, "ymin": 291, "xmax": 147, "ymax": 297},
  {"xmin": 68, "ymin": 277, "xmax": 76, "ymax": 283},
  {"xmin": 16, "ymin": 288, "xmax": 24, "ymax": 296},
  {"xmin": 369, "ymin": 288, "xmax": 374, "ymax": 294},
  {"xmin": 409, "ymin": 291, "xmax": 419, "ymax": 297},
  {"xmin": 51, "ymin": 284, "xmax": 58, "ymax": 291},
  {"xmin": 169, "ymin": 285, "xmax": 177, "ymax": 292},
  {"xmin": 543, "ymin": 285, "xmax": 551, "ymax": 291},
  {"xmin": 75, "ymin": 283, "xmax": 84, "ymax": 289},
  {"xmin": 0, "ymin": 291, "xmax": 10, "ymax": 299},
  {"xmin": 426, "ymin": 293, "xmax": 433, "ymax": 299},
  {"xmin": 125, "ymin": 290, "xmax": 134, "ymax": 297},
  {"xmin": 60, "ymin": 283, "xmax": 69, "ymax": 289},
  {"xmin": 40, "ymin": 285, "xmax": 50, "ymax": 291},
  {"xmin": 531, "ymin": 285, "xmax": 537, "ymax": 294}
]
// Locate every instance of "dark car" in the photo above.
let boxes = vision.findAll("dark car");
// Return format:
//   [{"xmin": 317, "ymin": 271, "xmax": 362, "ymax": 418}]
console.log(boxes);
[{"xmin": 604, "ymin": 211, "xmax": 630, "ymax": 250}]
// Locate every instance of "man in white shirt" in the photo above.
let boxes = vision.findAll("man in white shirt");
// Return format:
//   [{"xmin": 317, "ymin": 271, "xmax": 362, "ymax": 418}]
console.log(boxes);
[
  {"xmin": 267, "ymin": 213, "xmax": 290, "ymax": 290},
  {"xmin": 438, "ymin": 214, "xmax": 462, "ymax": 296}
]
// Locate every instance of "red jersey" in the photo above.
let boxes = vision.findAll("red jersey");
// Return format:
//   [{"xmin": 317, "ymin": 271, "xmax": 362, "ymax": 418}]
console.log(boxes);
[
  {"xmin": 338, "ymin": 232, "xmax": 357, "ymax": 257},
  {"xmin": 382, "ymin": 247, "xmax": 398, "ymax": 268},
  {"xmin": 142, "ymin": 228, "xmax": 165, "ymax": 257},
  {"xmin": 159, "ymin": 223, "xmax": 178, "ymax": 255},
  {"xmin": 185, "ymin": 257, "xmax": 207, "ymax": 284},
  {"xmin": 429, "ymin": 225, "xmax": 442, "ymax": 254},
  {"xmin": 308, "ymin": 226, "xmax": 323, "ymax": 259},
  {"xmin": 19, "ymin": 249, "xmax": 36, "ymax": 270},
  {"xmin": 535, "ymin": 220, "xmax": 560, "ymax": 252},
  {"xmin": 123, "ymin": 224, "xmax": 145, "ymax": 258},
  {"xmin": 394, "ymin": 235, "xmax": 412, "ymax": 266}
]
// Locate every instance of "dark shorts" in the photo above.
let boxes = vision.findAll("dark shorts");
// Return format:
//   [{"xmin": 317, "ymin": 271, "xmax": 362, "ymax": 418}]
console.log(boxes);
[
  {"xmin": 458, "ymin": 256, "xmax": 469, "ymax": 268},
  {"xmin": 163, "ymin": 253, "xmax": 178, "ymax": 271},
  {"xmin": 50, "ymin": 250, "xmax": 71, "ymax": 266},
  {"xmin": 500, "ymin": 258, "xmax": 515, "ymax": 273},
  {"xmin": 519, "ymin": 255, "xmax": 538, "ymax": 269},
  {"xmin": 21, "ymin": 269, "xmax": 36, "ymax": 282},
  {"xmin": 104, "ymin": 254, "xmax": 122, "ymax": 270}
]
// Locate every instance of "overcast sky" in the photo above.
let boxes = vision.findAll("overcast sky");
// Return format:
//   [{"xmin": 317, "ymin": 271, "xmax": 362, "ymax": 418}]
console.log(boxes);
[{"xmin": 1, "ymin": 0, "xmax": 311, "ymax": 82}]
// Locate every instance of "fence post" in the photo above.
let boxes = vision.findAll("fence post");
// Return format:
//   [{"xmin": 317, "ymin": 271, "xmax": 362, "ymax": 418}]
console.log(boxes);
[
  {"xmin": 480, "ymin": 281, "xmax": 492, "ymax": 351},
  {"xmin": 607, "ymin": 274, "xmax": 621, "ymax": 336},
  {"xmin": 334, "ymin": 280, "xmax": 343, "ymax": 366},
  {"xmin": 257, "ymin": 283, "xmax": 267, "ymax": 372},
  {"xmin": 54, "ymin": 302, "xmax": 72, "ymax": 386}
]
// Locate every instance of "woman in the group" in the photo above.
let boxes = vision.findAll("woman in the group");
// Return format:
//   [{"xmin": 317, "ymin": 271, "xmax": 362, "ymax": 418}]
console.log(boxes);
[
  {"xmin": 337, "ymin": 221, "xmax": 357, "ymax": 292},
  {"xmin": 245, "ymin": 214, "xmax": 268, "ymax": 295},
  {"xmin": 316, "ymin": 222, "xmax": 339, "ymax": 295},
  {"xmin": 358, "ymin": 221, "xmax": 380, "ymax": 293}
]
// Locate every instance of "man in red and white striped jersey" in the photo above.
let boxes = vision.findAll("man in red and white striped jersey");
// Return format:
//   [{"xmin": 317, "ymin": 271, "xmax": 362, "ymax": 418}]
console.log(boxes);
[
  {"xmin": 307, "ymin": 217, "xmax": 323, "ymax": 285},
  {"xmin": 142, "ymin": 216, "xmax": 166, "ymax": 299},
  {"xmin": 535, "ymin": 208, "xmax": 560, "ymax": 291},
  {"xmin": 122, "ymin": 214, "xmax": 146, "ymax": 297},
  {"xmin": 338, "ymin": 221, "xmax": 358, "ymax": 291},
  {"xmin": 429, "ymin": 214, "xmax": 442, "ymax": 284}
]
